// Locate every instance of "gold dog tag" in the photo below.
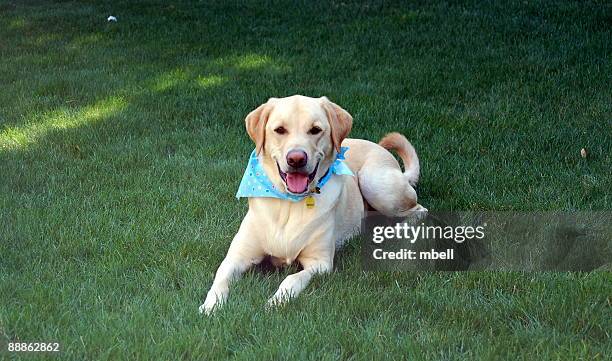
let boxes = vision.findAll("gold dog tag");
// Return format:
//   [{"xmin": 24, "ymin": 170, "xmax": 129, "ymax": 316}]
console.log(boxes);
[{"xmin": 305, "ymin": 196, "xmax": 315, "ymax": 209}]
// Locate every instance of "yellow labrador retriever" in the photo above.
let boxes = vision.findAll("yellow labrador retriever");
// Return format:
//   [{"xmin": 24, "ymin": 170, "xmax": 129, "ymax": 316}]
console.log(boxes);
[{"xmin": 200, "ymin": 95, "xmax": 425, "ymax": 314}]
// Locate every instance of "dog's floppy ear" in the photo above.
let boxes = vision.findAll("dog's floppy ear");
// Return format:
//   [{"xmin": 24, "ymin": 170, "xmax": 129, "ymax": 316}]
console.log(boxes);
[
  {"xmin": 321, "ymin": 96, "xmax": 353, "ymax": 153},
  {"xmin": 245, "ymin": 98, "xmax": 277, "ymax": 154}
]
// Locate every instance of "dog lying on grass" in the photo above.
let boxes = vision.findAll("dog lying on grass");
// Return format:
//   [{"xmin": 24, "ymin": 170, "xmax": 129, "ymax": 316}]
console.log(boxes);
[{"xmin": 200, "ymin": 95, "xmax": 425, "ymax": 314}]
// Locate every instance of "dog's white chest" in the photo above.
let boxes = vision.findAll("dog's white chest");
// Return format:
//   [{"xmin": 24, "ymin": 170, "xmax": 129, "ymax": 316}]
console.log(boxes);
[
  {"xmin": 250, "ymin": 187, "xmax": 340, "ymax": 261},
  {"xmin": 247, "ymin": 176, "xmax": 363, "ymax": 263},
  {"xmin": 261, "ymin": 205, "xmax": 331, "ymax": 261}
]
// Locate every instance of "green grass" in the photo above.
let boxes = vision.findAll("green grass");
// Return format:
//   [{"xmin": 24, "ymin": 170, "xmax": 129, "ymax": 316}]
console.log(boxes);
[{"xmin": 1, "ymin": 0, "xmax": 611, "ymax": 359}]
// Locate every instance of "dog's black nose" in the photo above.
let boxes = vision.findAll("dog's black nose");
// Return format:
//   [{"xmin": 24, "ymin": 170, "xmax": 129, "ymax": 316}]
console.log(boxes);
[{"xmin": 286, "ymin": 150, "xmax": 308, "ymax": 168}]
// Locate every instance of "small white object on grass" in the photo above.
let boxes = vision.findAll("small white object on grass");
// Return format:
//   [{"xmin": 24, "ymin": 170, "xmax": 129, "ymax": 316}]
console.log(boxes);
[
  {"xmin": 107, "ymin": 15, "xmax": 117, "ymax": 22},
  {"xmin": 580, "ymin": 148, "xmax": 587, "ymax": 158}
]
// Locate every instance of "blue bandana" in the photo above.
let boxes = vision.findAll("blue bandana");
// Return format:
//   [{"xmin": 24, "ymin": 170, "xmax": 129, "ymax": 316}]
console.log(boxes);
[{"xmin": 236, "ymin": 147, "xmax": 354, "ymax": 201}]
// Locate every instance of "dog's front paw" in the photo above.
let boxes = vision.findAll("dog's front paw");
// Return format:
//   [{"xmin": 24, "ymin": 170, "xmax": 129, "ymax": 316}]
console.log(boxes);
[
  {"xmin": 265, "ymin": 295, "xmax": 288, "ymax": 309},
  {"xmin": 265, "ymin": 290, "xmax": 293, "ymax": 309},
  {"xmin": 199, "ymin": 290, "xmax": 225, "ymax": 315}
]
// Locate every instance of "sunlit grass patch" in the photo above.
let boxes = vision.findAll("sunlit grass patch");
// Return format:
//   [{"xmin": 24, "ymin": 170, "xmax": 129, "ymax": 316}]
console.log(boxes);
[
  {"xmin": 196, "ymin": 75, "xmax": 226, "ymax": 88},
  {"xmin": 152, "ymin": 69, "xmax": 191, "ymax": 92},
  {"xmin": 8, "ymin": 17, "xmax": 26, "ymax": 29},
  {"xmin": 0, "ymin": 96, "xmax": 127, "ymax": 150},
  {"xmin": 234, "ymin": 54, "xmax": 273, "ymax": 69}
]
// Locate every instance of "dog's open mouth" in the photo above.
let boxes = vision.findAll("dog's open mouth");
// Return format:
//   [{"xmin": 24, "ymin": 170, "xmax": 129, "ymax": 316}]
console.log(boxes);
[{"xmin": 277, "ymin": 162, "xmax": 319, "ymax": 195}]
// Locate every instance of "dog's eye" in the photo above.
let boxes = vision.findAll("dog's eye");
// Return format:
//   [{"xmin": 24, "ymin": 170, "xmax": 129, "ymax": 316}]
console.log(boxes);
[
  {"xmin": 308, "ymin": 126, "xmax": 322, "ymax": 135},
  {"xmin": 274, "ymin": 127, "xmax": 287, "ymax": 135}
]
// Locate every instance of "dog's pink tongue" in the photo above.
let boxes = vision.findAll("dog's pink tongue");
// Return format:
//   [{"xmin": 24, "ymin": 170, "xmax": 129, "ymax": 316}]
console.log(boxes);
[{"xmin": 286, "ymin": 172, "xmax": 309, "ymax": 193}]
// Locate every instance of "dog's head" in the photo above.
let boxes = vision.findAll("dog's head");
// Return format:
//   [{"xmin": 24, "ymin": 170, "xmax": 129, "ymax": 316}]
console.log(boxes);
[{"xmin": 245, "ymin": 95, "xmax": 352, "ymax": 195}]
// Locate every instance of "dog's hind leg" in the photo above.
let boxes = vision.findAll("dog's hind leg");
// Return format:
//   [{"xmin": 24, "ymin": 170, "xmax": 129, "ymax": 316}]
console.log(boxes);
[
  {"xmin": 356, "ymin": 133, "xmax": 422, "ymax": 217},
  {"xmin": 359, "ymin": 166, "xmax": 420, "ymax": 217}
]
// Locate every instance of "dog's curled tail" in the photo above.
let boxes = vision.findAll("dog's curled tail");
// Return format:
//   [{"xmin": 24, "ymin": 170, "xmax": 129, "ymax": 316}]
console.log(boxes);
[{"xmin": 379, "ymin": 132, "xmax": 420, "ymax": 186}]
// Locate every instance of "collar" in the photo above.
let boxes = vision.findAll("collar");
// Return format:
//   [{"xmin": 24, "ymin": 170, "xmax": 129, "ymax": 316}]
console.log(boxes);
[{"xmin": 236, "ymin": 146, "xmax": 353, "ymax": 202}]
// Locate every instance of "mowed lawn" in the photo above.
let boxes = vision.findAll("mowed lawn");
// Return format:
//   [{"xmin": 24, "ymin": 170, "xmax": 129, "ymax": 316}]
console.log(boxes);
[{"xmin": 1, "ymin": 0, "xmax": 610, "ymax": 359}]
